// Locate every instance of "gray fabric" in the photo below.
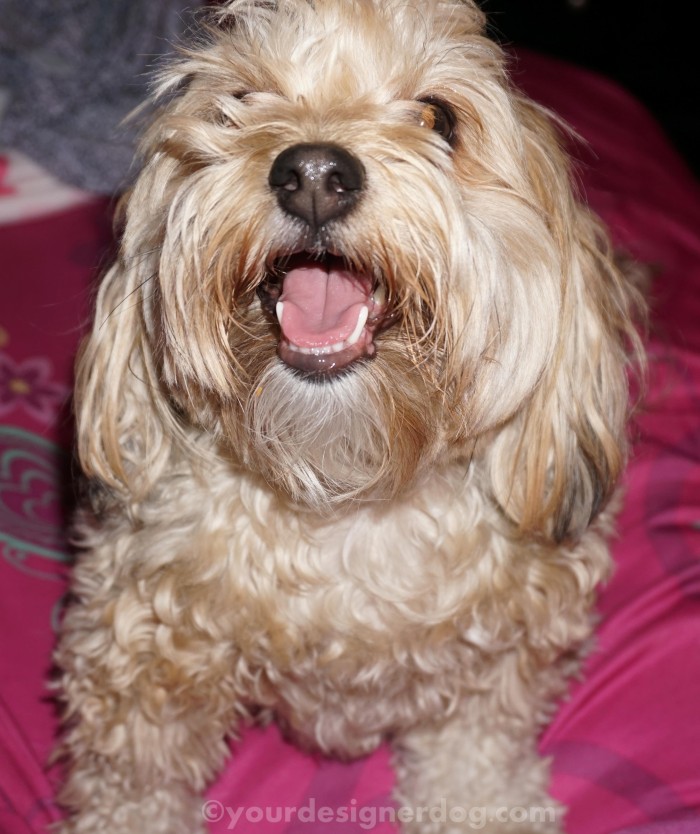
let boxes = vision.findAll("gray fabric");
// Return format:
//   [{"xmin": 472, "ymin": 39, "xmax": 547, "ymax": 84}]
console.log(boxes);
[{"xmin": 0, "ymin": 0, "xmax": 204, "ymax": 193}]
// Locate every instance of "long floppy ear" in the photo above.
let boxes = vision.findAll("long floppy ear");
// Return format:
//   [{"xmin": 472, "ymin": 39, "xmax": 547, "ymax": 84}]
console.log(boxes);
[
  {"xmin": 485, "ymin": 100, "xmax": 645, "ymax": 544},
  {"xmin": 74, "ymin": 242, "xmax": 177, "ymax": 499},
  {"xmin": 74, "ymin": 44, "xmax": 250, "ymax": 499}
]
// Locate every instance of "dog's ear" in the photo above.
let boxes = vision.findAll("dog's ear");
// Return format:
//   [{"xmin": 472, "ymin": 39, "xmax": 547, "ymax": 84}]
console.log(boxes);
[
  {"xmin": 74, "ymin": 247, "xmax": 176, "ymax": 500},
  {"xmin": 484, "ymin": 100, "xmax": 644, "ymax": 544}
]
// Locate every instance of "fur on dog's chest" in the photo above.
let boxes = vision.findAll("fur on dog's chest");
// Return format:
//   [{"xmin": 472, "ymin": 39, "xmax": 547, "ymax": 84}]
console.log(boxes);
[
  {"xmin": 171, "ymin": 463, "xmax": 498, "ymax": 704},
  {"xmin": 223, "ymin": 489, "xmax": 490, "ymax": 752},
  {"xmin": 187, "ymin": 466, "xmax": 545, "ymax": 746}
]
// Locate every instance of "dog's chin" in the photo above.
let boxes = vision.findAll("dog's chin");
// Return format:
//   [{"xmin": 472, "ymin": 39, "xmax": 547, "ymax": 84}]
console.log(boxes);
[
  {"xmin": 257, "ymin": 250, "xmax": 391, "ymax": 378},
  {"xmin": 236, "ymin": 337, "xmax": 443, "ymax": 510}
]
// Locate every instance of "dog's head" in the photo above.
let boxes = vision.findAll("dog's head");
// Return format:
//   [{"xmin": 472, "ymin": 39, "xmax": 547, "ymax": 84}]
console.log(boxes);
[{"xmin": 78, "ymin": 0, "xmax": 641, "ymax": 540}]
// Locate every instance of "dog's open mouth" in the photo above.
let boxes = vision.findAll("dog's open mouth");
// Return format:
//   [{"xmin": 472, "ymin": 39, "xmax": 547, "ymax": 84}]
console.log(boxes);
[{"xmin": 258, "ymin": 252, "xmax": 388, "ymax": 375}]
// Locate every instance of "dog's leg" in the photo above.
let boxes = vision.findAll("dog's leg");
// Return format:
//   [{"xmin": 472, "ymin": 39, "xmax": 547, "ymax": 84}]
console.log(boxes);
[
  {"xmin": 392, "ymin": 652, "xmax": 566, "ymax": 834},
  {"xmin": 55, "ymin": 531, "xmax": 241, "ymax": 834}
]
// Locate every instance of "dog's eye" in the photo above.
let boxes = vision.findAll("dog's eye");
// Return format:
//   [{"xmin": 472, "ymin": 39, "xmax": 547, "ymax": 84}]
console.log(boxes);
[
  {"xmin": 215, "ymin": 109, "xmax": 236, "ymax": 127},
  {"xmin": 215, "ymin": 91, "xmax": 252, "ymax": 127},
  {"xmin": 417, "ymin": 97, "xmax": 456, "ymax": 143}
]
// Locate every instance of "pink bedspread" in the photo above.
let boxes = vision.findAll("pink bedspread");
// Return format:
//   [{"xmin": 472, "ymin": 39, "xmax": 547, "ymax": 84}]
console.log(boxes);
[{"xmin": 1, "ymin": 52, "xmax": 699, "ymax": 833}]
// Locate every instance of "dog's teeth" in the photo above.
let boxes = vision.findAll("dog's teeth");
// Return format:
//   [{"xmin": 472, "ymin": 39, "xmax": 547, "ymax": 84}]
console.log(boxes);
[
  {"xmin": 346, "ymin": 305, "xmax": 369, "ymax": 346},
  {"xmin": 287, "ymin": 344, "xmax": 328, "ymax": 356},
  {"xmin": 372, "ymin": 284, "xmax": 386, "ymax": 307},
  {"xmin": 283, "ymin": 306, "xmax": 368, "ymax": 357},
  {"xmin": 276, "ymin": 302, "xmax": 284, "ymax": 323}
]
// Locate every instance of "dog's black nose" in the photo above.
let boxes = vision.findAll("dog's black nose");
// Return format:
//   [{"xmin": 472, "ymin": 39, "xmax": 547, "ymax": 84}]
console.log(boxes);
[{"xmin": 269, "ymin": 143, "xmax": 365, "ymax": 229}]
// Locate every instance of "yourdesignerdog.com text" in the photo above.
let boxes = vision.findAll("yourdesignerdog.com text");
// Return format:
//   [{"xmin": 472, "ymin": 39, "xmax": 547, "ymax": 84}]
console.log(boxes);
[{"xmin": 202, "ymin": 798, "xmax": 558, "ymax": 830}]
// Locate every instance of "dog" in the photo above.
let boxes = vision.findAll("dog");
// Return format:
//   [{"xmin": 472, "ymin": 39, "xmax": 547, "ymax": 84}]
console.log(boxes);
[{"xmin": 54, "ymin": 0, "xmax": 644, "ymax": 831}]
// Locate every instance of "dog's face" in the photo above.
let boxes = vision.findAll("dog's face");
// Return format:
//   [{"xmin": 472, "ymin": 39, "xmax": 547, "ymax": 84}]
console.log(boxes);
[{"xmin": 84, "ymin": 0, "xmax": 635, "ymax": 534}]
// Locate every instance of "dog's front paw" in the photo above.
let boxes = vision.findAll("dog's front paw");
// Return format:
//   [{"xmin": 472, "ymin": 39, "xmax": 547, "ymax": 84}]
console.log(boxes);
[{"xmin": 393, "ymin": 710, "xmax": 565, "ymax": 834}]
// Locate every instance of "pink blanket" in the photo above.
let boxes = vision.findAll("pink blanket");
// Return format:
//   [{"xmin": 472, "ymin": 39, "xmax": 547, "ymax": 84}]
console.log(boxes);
[{"xmin": 1, "ymin": 51, "xmax": 699, "ymax": 833}]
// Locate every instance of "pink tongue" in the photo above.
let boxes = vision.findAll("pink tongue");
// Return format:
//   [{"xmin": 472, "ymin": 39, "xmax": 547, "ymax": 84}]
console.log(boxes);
[{"xmin": 279, "ymin": 264, "xmax": 371, "ymax": 348}]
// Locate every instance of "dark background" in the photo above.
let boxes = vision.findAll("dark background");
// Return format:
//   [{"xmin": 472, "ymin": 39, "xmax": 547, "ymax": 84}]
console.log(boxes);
[{"xmin": 482, "ymin": 0, "xmax": 699, "ymax": 179}]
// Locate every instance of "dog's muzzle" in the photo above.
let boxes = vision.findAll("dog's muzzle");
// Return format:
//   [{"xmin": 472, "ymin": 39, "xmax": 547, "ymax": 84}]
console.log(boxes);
[{"xmin": 260, "ymin": 144, "xmax": 390, "ymax": 377}]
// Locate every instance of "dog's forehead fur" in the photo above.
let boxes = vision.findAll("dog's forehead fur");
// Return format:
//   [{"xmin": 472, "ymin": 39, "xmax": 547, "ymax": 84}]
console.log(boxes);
[
  {"xmin": 210, "ymin": 0, "xmax": 489, "ymax": 96},
  {"xmin": 157, "ymin": 0, "xmax": 500, "ymax": 135}
]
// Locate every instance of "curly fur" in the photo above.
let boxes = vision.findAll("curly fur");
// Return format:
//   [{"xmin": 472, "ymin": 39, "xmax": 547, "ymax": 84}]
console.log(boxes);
[{"xmin": 55, "ymin": 1, "xmax": 644, "ymax": 832}]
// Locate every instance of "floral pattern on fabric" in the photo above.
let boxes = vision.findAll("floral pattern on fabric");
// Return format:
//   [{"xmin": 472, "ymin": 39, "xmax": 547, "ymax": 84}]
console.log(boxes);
[
  {"xmin": 0, "ymin": 425, "xmax": 70, "ymax": 579},
  {"xmin": 0, "ymin": 352, "xmax": 68, "ymax": 423}
]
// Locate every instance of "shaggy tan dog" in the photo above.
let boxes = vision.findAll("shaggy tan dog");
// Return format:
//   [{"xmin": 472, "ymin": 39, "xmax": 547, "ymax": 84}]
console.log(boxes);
[{"xmin": 55, "ymin": 0, "xmax": 644, "ymax": 831}]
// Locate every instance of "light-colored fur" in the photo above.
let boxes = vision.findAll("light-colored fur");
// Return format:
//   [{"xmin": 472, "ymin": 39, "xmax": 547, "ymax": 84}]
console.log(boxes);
[{"xmin": 55, "ymin": 1, "xmax": 644, "ymax": 832}]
